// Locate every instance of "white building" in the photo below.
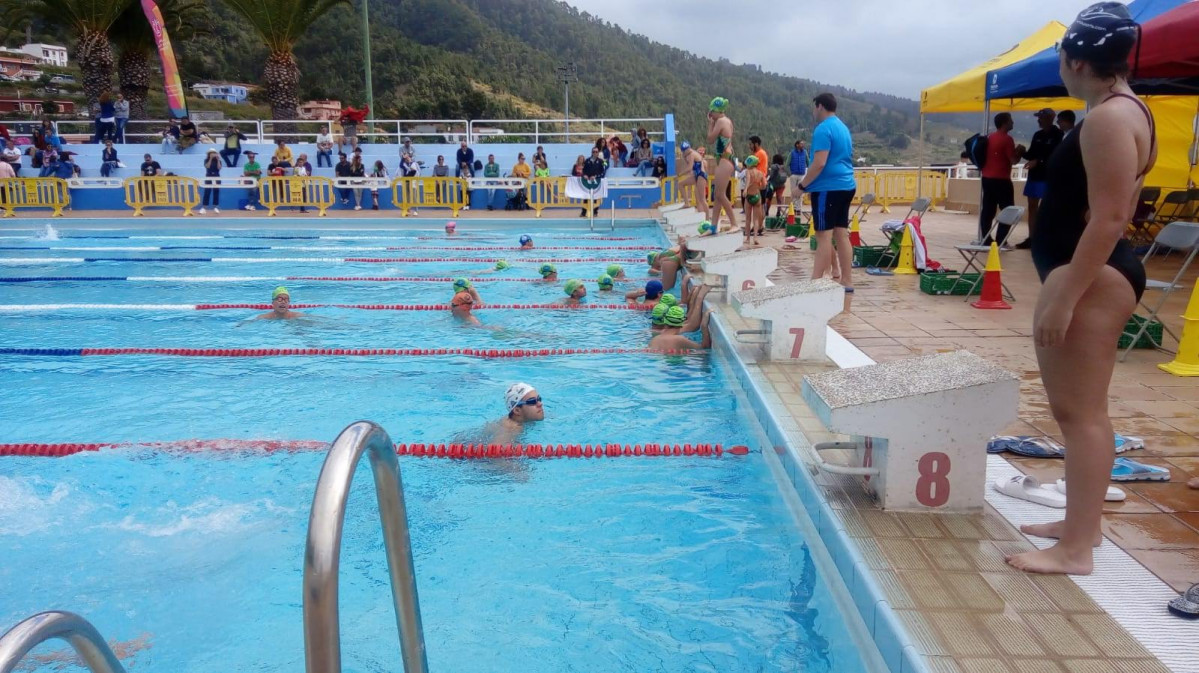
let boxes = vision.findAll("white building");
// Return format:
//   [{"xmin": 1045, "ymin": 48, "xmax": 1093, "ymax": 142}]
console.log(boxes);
[{"xmin": 21, "ymin": 44, "xmax": 68, "ymax": 68}]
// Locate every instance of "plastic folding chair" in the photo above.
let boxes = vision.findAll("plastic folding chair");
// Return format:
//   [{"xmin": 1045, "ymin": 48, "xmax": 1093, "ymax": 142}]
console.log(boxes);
[
  {"xmin": 949, "ymin": 205, "xmax": 1024, "ymax": 299},
  {"xmin": 1120, "ymin": 221, "xmax": 1199, "ymax": 361},
  {"xmin": 875, "ymin": 196, "xmax": 932, "ymax": 267},
  {"xmin": 1154, "ymin": 190, "xmax": 1191, "ymax": 224},
  {"xmin": 1128, "ymin": 186, "xmax": 1161, "ymax": 247},
  {"xmin": 847, "ymin": 193, "xmax": 877, "ymax": 243}
]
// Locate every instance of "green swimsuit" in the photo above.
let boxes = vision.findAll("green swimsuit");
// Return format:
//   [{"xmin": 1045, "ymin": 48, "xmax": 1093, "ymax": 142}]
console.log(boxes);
[{"xmin": 714, "ymin": 135, "xmax": 731, "ymax": 162}]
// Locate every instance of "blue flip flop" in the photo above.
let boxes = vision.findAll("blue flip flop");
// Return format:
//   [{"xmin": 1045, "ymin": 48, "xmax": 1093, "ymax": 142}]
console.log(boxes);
[
  {"xmin": 1169, "ymin": 583, "xmax": 1199, "ymax": 619},
  {"xmin": 1111, "ymin": 457, "xmax": 1170, "ymax": 482},
  {"xmin": 865, "ymin": 267, "xmax": 893, "ymax": 276},
  {"xmin": 986, "ymin": 435, "xmax": 1065, "ymax": 458}
]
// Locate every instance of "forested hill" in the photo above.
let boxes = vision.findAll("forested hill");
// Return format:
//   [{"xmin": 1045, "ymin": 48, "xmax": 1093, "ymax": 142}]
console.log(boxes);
[{"xmin": 174, "ymin": 0, "xmax": 968, "ymax": 163}]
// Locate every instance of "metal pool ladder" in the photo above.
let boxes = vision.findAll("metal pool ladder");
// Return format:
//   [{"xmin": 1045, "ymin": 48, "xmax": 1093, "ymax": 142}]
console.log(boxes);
[
  {"xmin": 0, "ymin": 611, "xmax": 126, "ymax": 673},
  {"xmin": 304, "ymin": 420, "xmax": 429, "ymax": 673}
]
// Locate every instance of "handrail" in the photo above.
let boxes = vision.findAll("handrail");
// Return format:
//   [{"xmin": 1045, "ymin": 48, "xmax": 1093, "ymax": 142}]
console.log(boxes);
[
  {"xmin": 303, "ymin": 421, "xmax": 428, "ymax": 673},
  {"xmin": 0, "ymin": 611, "xmax": 126, "ymax": 673}
]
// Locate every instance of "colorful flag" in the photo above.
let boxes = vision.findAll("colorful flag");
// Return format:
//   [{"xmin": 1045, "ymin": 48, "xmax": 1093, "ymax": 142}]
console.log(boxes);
[{"xmin": 140, "ymin": 0, "xmax": 189, "ymax": 119}]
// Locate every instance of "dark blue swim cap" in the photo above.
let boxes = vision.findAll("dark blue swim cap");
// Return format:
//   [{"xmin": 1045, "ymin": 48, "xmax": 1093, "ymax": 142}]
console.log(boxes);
[
  {"xmin": 645, "ymin": 279, "xmax": 664, "ymax": 299},
  {"xmin": 1062, "ymin": 2, "xmax": 1139, "ymax": 64}
]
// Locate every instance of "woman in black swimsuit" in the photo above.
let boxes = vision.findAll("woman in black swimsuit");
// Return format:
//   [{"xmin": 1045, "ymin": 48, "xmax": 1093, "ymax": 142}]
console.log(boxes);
[{"xmin": 1007, "ymin": 2, "xmax": 1155, "ymax": 576}]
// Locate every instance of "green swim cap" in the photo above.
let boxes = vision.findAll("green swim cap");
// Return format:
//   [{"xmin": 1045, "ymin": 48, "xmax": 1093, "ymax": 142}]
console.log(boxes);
[
  {"xmin": 452, "ymin": 277, "xmax": 472, "ymax": 292},
  {"xmin": 272, "ymin": 286, "xmax": 290, "ymax": 300},
  {"xmin": 651, "ymin": 302, "xmax": 670, "ymax": 325},
  {"xmin": 663, "ymin": 305, "xmax": 686, "ymax": 327},
  {"xmin": 647, "ymin": 251, "xmax": 659, "ymax": 265},
  {"xmin": 744, "ymin": 155, "xmax": 759, "ymax": 168},
  {"xmin": 606, "ymin": 264, "xmax": 623, "ymax": 278},
  {"xmin": 539, "ymin": 263, "xmax": 557, "ymax": 277},
  {"xmin": 660, "ymin": 293, "xmax": 678, "ymax": 307},
  {"xmin": 494, "ymin": 260, "xmax": 510, "ymax": 271},
  {"xmin": 564, "ymin": 278, "xmax": 583, "ymax": 296},
  {"xmin": 709, "ymin": 97, "xmax": 729, "ymax": 112},
  {"xmin": 698, "ymin": 220, "xmax": 716, "ymax": 235},
  {"xmin": 597, "ymin": 274, "xmax": 614, "ymax": 290}
]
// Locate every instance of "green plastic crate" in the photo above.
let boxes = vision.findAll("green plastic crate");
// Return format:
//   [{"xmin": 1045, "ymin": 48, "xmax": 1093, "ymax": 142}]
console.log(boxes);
[
  {"xmin": 784, "ymin": 222, "xmax": 809, "ymax": 238},
  {"xmin": 851, "ymin": 245, "xmax": 896, "ymax": 268},
  {"xmin": 919, "ymin": 272, "xmax": 982, "ymax": 296},
  {"xmin": 1118, "ymin": 315, "xmax": 1165, "ymax": 349}
]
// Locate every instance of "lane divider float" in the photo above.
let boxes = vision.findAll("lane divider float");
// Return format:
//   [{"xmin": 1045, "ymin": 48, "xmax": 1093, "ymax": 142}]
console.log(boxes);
[
  {"xmin": 4, "ymin": 234, "xmax": 641, "ymax": 241},
  {"xmin": 0, "ymin": 245, "xmax": 657, "ymax": 252},
  {"xmin": 0, "ymin": 347, "xmax": 700, "ymax": 358},
  {"xmin": 0, "ymin": 257, "xmax": 647, "ymax": 265},
  {"xmin": 0, "ymin": 439, "xmax": 750, "ymax": 459},
  {"xmin": 0, "ymin": 275, "xmax": 654, "ymax": 284},
  {"xmin": 0, "ymin": 303, "xmax": 653, "ymax": 312}
]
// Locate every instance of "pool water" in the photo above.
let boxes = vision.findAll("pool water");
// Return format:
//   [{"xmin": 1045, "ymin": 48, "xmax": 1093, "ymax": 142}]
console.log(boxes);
[{"xmin": 0, "ymin": 223, "xmax": 871, "ymax": 672}]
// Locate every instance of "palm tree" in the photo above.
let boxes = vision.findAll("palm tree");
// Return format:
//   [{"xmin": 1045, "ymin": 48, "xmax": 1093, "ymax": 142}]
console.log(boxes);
[
  {"xmin": 2, "ymin": 0, "xmax": 130, "ymax": 108},
  {"xmin": 218, "ymin": 0, "xmax": 349, "ymax": 120},
  {"xmin": 110, "ymin": 0, "xmax": 208, "ymax": 119}
]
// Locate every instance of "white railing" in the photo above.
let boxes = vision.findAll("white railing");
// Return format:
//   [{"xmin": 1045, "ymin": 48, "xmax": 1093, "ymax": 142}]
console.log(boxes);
[{"xmin": 467, "ymin": 117, "xmax": 665, "ymax": 145}]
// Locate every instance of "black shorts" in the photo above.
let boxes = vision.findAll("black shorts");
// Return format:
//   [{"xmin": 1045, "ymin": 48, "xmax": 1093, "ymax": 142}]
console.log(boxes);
[{"xmin": 811, "ymin": 189, "xmax": 856, "ymax": 231}]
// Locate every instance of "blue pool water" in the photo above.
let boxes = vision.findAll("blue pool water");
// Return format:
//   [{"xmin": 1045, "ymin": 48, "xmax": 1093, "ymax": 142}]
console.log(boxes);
[{"xmin": 0, "ymin": 222, "xmax": 871, "ymax": 672}]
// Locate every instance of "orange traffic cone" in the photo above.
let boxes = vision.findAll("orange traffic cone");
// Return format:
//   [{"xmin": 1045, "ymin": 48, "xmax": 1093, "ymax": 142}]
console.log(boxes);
[
  {"xmin": 786, "ymin": 202, "xmax": 796, "ymax": 226},
  {"xmin": 1159, "ymin": 282, "xmax": 1199, "ymax": 376},
  {"xmin": 971, "ymin": 243, "xmax": 1011, "ymax": 310},
  {"xmin": 849, "ymin": 213, "xmax": 862, "ymax": 247},
  {"xmin": 892, "ymin": 224, "xmax": 918, "ymax": 275}
]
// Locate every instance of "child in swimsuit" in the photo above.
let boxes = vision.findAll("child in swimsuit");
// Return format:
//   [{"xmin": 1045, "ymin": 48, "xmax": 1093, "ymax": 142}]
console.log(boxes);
[{"xmin": 743, "ymin": 155, "xmax": 766, "ymax": 245}]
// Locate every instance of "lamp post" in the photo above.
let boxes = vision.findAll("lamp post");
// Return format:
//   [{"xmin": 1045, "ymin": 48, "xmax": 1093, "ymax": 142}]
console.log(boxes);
[
  {"xmin": 556, "ymin": 63, "xmax": 578, "ymax": 141},
  {"xmin": 362, "ymin": 0, "xmax": 375, "ymax": 136}
]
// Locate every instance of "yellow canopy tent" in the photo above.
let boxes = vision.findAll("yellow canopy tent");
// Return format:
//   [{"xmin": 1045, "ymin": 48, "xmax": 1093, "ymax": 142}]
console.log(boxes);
[{"xmin": 920, "ymin": 22, "xmax": 1077, "ymax": 114}]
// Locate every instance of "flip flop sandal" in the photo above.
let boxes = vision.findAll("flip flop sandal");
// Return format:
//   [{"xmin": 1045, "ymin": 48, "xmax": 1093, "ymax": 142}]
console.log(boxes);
[
  {"xmin": 987, "ymin": 435, "xmax": 1023, "ymax": 454},
  {"xmin": 1111, "ymin": 457, "xmax": 1170, "ymax": 482},
  {"xmin": 1053, "ymin": 479, "xmax": 1126, "ymax": 502},
  {"xmin": 1006, "ymin": 436, "xmax": 1066, "ymax": 459},
  {"xmin": 992, "ymin": 475, "xmax": 1067, "ymax": 508},
  {"xmin": 1114, "ymin": 434, "xmax": 1144, "ymax": 453},
  {"xmin": 1168, "ymin": 582, "xmax": 1199, "ymax": 619},
  {"xmin": 865, "ymin": 267, "xmax": 894, "ymax": 276}
]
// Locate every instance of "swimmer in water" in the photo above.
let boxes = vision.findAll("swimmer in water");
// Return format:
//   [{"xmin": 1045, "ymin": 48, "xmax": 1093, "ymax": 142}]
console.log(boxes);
[
  {"xmin": 452, "ymin": 277, "xmax": 483, "ymax": 305},
  {"xmin": 650, "ymin": 236, "xmax": 689, "ymax": 292},
  {"xmin": 626, "ymin": 278, "xmax": 664, "ymax": 307},
  {"xmin": 605, "ymin": 263, "xmax": 626, "ymax": 280},
  {"xmin": 649, "ymin": 302, "xmax": 669, "ymax": 331},
  {"xmin": 445, "ymin": 220, "xmax": 457, "ymax": 235},
  {"xmin": 596, "ymin": 274, "xmax": 615, "ymax": 292},
  {"xmin": 483, "ymin": 382, "xmax": 544, "ymax": 445},
  {"xmin": 649, "ymin": 306, "xmax": 712, "ymax": 351},
  {"xmin": 652, "ymin": 284, "xmax": 710, "ymax": 333},
  {"xmin": 706, "ymin": 97, "xmax": 738, "ymax": 232},
  {"xmin": 562, "ymin": 278, "xmax": 587, "ymax": 304},
  {"xmin": 450, "ymin": 290, "xmax": 480, "ymax": 325},
  {"xmin": 538, "ymin": 263, "xmax": 558, "ymax": 282},
  {"xmin": 253, "ymin": 286, "xmax": 304, "ymax": 320},
  {"xmin": 519, "ymin": 234, "xmax": 534, "ymax": 249},
  {"xmin": 470, "ymin": 259, "xmax": 511, "ymax": 275}
]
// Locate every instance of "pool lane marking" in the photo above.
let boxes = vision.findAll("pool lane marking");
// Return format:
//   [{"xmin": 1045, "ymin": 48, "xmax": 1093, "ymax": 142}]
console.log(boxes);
[
  {"xmin": 0, "ymin": 276, "xmax": 654, "ymax": 283},
  {"xmin": 0, "ymin": 439, "xmax": 747, "ymax": 458},
  {"xmin": 0, "ymin": 303, "xmax": 653, "ymax": 312},
  {"xmin": 0, "ymin": 257, "xmax": 647, "ymax": 264},
  {"xmin": 0, "ymin": 347, "xmax": 698, "ymax": 358}
]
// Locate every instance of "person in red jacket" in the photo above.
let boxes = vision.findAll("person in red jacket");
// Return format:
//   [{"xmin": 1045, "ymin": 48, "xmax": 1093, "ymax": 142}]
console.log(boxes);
[{"xmin": 978, "ymin": 112, "xmax": 1026, "ymax": 245}]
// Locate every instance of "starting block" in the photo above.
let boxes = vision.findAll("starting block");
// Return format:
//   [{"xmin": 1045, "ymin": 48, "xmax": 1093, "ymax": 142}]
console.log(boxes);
[
  {"xmin": 684, "ymin": 231, "xmax": 742, "ymax": 261},
  {"xmin": 663, "ymin": 207, "xmax": 706, "ymax": 230},
  {"xmin": 801, "ymin": 350, "xmax": 1018, "ymax": 512},
  {"xmin": 731, "ymin": 279, "xmax": 843, "ymax": 361},
  {"xmin": 701, "ymin": 247, "xmax": 777, "ymax": 293},
  {"xmin": 658, "ymin": 202, "xmax": 687, "ymax": 214}
]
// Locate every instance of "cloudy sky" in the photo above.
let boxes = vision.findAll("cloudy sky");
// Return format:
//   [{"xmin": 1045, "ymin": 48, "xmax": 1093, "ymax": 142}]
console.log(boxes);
[{"xmin": 562, "ymin": 0, "xmax": 1087, "ymax": 99}]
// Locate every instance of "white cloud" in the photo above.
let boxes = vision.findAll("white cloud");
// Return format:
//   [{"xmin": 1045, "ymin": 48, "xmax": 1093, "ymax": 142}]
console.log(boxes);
[{"xmin": 562, "ymin": 0, "xmax": 1086, "ymax": 98}]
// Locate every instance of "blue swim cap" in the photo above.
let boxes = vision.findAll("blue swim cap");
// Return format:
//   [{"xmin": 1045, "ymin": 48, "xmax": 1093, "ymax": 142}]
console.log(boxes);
[
  {"xmin": 680, "ymin": 141, "xmax": 691, "ymax": 152},
  {"xmin": 519, "ymin": 234, "xmax": 533, "ymax": 245},
  {"xmin": 645, "ymin": 279, "xmax": 663, "ymax": 299}
]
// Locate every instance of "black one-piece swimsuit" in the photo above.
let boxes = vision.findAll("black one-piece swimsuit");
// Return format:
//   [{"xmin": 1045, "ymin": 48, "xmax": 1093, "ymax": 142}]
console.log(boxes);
[{"xmin": 1031, "ymin": 93, "xmax": 1152, "ymax": 302}]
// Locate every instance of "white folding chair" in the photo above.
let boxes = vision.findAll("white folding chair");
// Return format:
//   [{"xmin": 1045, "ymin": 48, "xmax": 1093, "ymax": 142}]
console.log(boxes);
[
  {"xmin": 949, "ymin": 205, "xmax": 1024, "ymax": 299},
  {"xmin": 1119, "ymin": 221, "xmax": 1199, "ymax": 361}
]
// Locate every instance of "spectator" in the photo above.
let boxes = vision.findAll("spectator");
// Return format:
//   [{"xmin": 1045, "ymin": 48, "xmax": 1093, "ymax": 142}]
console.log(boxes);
[
  {"xmin": 38, "ymin": 149, "xmax": 59, "ymax": 178},
  {"xmin": 242, "ymin": 151, "xmax": 262, "ymax": 210},
  {"xmin": 0, "ymin": 155, "xmax": 13, "ymax": 182},
  {"xmin": 53, "ymin": 151, "xmax": 79, "ymax": 179},
  {"xmin": 0, "ymin": 124, "xmax": 8, "ymax": 143},
  {"xmin": 100, "ymin": 139, "xmax": 120, "ymax": 177},
  {"xmin": 339, "ymin": 112, "xmax": 359, "ymax": 151},
  {"xmin": 511, "ymin": 153, "xmax": 531, "ymax": 179},
  {"xmin": 45, "ymin": 128, "xmax": 64, "ymax": 152},
  {"xmin": 294, "ymin": 153, "xmax": 312, "ymax": 176},
  {"xmin": 483, "ymin": 153, "xmax": 500, "ymax": 210},
  {"xmin": 1015, "ymin": 108, "xmax": 1065, "ymax": 250},
  {"xmin": 139, "ymin": 153, "xmax": 161, "ymax": 177},
  {"xmin": 532, "ymin": 145, "xmax": 547, "ymax": 167},
  {"xmin": 114, "ymin": 94, "xmax": 129, "ymax": 143},
  {"xmin": 432, "ymin": 155, "xmax": 449, "ymax": 178},
  {"xmin": 348, "ymin": 153, "xmax": 367, "ymax": 210},
  {"xmin": 2, "ymin": 139, "xmax": 21, "ymax": 176},
  {"xmin": 748, "ymin": 135, "xmax": 768, "ymax": 172},
  {"xmin": 399, "ymin": 152, "xmax": 418, "ymax": 178},
  {"xmin": 29, "ymin": 127, "xmax": 46, "ymax": 153},
  {"xmin": 633, "ymin": 138, "xmax": 653, "ymax": 176},
  {"xmin": 334, "ymin": 152, "xmax": 352, "ymax": 206},
  {"xmin": 400, "ymin": 136, "xmax": 418, "ymax": 164},
  {"xmin": 177, "ymin": 116, "xmax": 198, "ymax": 153},
  {"xmin": 331, "ymin": 119, "xmax": 346, "ymax": 154},
  {"xmin": 1057, "ymin": 109, "xmax": 1077, "ymax": 137},
  {"xmin": 455, "ymin": 140, "xmax": 474, "ymax": 178},
  {"xmin": 788, "ymin": 140, "xmax": 808, "ymax": 209},
  {"xmin": 799, "ymin": 93, "xmax": 859, "ymax": 290},
  {"xmin": 651, "ymin": 156, "xmax": 667, "ymax": 179},
  {"xmin": 369, "ymin": 159, "xmax": 388, "ymax": 210},
  {"xmin": 570, "ymin": 154, "xmax": 585, "ymax": 177},
  {"xmin": 765, "ymin": 153, "xmax": 787, "ymax": 217},
  {"xmin": 978, "ymin": 112, "xmax": 1025, "ymax": 245},
  {"xmin": 458, "ymin": 158, "xmax": 473, "ymax": 211},
  {"xmin": 200, "ymin": 149, "xmax": 221, "ymax": 215},
  {"xmin": 608, "ymin": 136, "xmax": 627, "ymax": 167},
  {"xmin": 594, "ymin": 137, "xmax": 609, "ymax": 166},
  {"xmin": 953, "ymin": 152, "xmax": 971, "ymax": 179},
  {"xmin": 581, "ymin": 146, "xmax": 606, "ymax": 217},
  {"xmin": 316, "ymin": 125, "xmax": 334, "ymax": 167},
  {"xmin": 534, "ymin": 157, "xmax": 550, "ymax": 178},
  {"xmin": 272, "ymin": 139, "xmax": 293, "ymax": 169},
  {"xmin": 634, "ymin": 127, "xmax": 650, "ymax": 152},
  {"xmin": 97, "ymin": 93, "xmax": 117, "ymax": 143},
  {"xmin": 220, "ymin": 125, "xmax": 247, "ymax": 167},
  {"xmin": 161, "ymin": 119, "xmax": 180, "ymax": 153}
]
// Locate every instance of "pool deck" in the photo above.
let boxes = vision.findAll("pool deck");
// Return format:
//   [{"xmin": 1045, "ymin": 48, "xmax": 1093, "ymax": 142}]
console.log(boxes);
[{"xmin": 700, "ymin": 206, "xmax": 1197, "ymax": 673}]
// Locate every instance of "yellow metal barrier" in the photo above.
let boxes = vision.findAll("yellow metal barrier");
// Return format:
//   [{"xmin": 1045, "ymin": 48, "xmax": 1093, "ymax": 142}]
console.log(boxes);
[
  {"xmin": 866, "ymin": 170, "xmax": 948, "ymax": 213},
  {"xmin": 660, "ymin": 176, "xmax": 683, "ymax": 207},
  {"xmin": 123, "ymin": 176, "xmax": 201, "ymax": 216},
  {"xmin": 258, "ymin": 176, "xmax": 335, "ymax": 216},
  {"xmin": 528, "ymin": 177, "xmax": 590, "ymax": 217},
  {"xmin": 392, "ymin": 177, "xmax": 466, "ymax": 216},
  {"xmin": 0, "ymin": 177, "xmax": 70, "ymax": 217}
]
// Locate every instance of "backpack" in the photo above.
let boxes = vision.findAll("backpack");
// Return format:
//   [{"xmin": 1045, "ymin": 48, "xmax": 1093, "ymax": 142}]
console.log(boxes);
[{"xmin": 964, "ymin": 133, "xmax": 988, "ymax": 169}]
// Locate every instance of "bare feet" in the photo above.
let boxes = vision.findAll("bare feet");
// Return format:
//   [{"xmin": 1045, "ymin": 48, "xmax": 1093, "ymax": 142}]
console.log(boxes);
[
  {"xmin": 1020, "ymin": 520, "xmax": 1102, "ymax": 547},
  {"xmin": 1005, "ymin": 543, "xmax": 1094, "ymax": 575},
  {"xmin": 1188, "ymin": 476, "xmax": 1199, "ymax": 489}
]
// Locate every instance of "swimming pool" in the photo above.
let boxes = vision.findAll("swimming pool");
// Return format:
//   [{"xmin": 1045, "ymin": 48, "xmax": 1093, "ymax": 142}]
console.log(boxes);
[{"xmin": 0, "ymin": 221, "xmax": 877, "ymax": 672}]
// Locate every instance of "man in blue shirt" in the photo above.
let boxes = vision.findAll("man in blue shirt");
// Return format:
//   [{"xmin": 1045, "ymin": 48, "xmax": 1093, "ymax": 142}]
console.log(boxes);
[
  {"xmin": 798, "ymin": 93, "xmax": 856, "ymax": 291},
  {"xmin": 788, "ymin": 140, "xmax": 808, "ymax": 210}
]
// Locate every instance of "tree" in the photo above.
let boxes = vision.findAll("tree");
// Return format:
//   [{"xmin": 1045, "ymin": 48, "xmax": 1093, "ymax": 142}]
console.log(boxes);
[
  {"xmin": 218, "ymin": 0, "xmax": 349, "ymax": 120},
  {"xmin": 110, "ymin": 0, "xmax": 208, "ymax": 119},
  {"xmin": 1, "ymin": 0, "xmax": 129, "ymax": 108}
]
